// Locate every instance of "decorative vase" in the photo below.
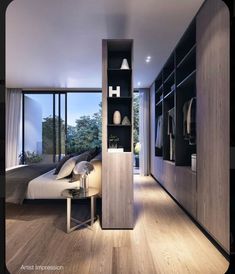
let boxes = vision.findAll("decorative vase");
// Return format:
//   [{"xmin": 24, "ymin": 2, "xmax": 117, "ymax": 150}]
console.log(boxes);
[
  {"xmin": 113, "ymin": 111, "xmax": 121, "ymax": 125},
  {"xmin": 122, "ymin": 116, "xmax": 131, "ymax": 125},
  {"xmin": 120, "ymin": 58, "xmax": 130, "ymax": 70}
]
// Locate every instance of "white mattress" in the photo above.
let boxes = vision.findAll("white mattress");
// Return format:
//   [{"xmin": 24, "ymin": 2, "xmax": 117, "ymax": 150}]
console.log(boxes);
[{"xmin": 26, "ymin": 168, "xmax": 80, "ymax": 199}]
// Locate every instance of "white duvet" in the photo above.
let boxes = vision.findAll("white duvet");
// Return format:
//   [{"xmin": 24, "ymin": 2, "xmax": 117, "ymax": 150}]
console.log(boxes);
[{"xmin": 26, "ymin": 168, "xmax": 80, "ymax": 199}]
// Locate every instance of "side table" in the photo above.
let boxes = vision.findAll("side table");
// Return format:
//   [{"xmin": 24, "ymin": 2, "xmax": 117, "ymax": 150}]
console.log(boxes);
[{"xmin": 61, "ymin": 187, "xmax": 99, "ymax": 233}]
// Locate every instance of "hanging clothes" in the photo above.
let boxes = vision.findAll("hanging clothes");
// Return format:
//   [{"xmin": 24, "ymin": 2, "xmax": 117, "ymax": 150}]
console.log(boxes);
[
  {"xmin": 155, "ymin": 115, "xmax": 163, "ymax": 149},
  {"xmin": 183, "ymin": 100, "xmax": 190, "ymax": 137},
  {"xmin": 168, "ymin": 107, "xmax": 175, "ymax": 161},
  {"xmin": 183, "ymin": 97, "xmax": 196, "ymax": 145}
]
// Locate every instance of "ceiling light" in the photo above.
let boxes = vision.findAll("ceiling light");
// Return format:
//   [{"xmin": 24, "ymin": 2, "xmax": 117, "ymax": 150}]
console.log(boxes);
[
  {"xmin": 137, "ymin": 81, "xmax": 141, "ymax": 86},
  {"xmin": 145, "ymin": 56, "xmax": 151, "ymax": 63}
]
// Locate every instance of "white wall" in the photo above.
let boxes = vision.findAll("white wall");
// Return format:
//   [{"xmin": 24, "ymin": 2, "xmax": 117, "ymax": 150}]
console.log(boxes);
[{"xmin": 24, "ymin": 96, "xmax": 42, "ymax": 154}]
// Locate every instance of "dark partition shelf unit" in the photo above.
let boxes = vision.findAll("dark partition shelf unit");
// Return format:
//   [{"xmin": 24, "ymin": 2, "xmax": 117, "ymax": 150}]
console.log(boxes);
[
  {"xmin": 106, "ymin": 40, "xmax": 133, "ymax": 152},
  {"xmin": 102, "ymin": 39, "xmax": 134, "ymax": 229},
  {"xmin": 154, "ymin": 19, "xmax": 196, "ymax": 166}
]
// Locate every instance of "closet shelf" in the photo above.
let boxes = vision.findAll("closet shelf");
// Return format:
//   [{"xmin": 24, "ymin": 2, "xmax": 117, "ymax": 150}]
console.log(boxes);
[
  {"xmin": 164, "ymin": 90, "xmax": 174, "ymax": 100},
  {"xmin": 156, "ymin": 84, "xmax": 163, "ymax": 94},
  {"xmin": 107, "ymin": 96, "xmax": 132, "ymax": 100},
  {"xmin": 163, "ymin": 159, "xmax": 175, "ymax": 165},
  {"xmin": 177, "ymin": 44, "xmax": 196, "ymax": 69},
  {"xmin": 108, "ymin": 68, "xmax": 132, "ymax": 71},
  {"xmin": 164, "ymin": 70, "xmax": 175, "ymax": 84},
  {"xmin": 184, "ymin": 166, "xmax": 197, "ymax": 174},
  {"xmin": 177, "ymin": 69, "xmax": 196, "ymax": 88},
  {"xmin": 156, "ymin": 99, "xmax": 163, "ymax": 106},
  {"xmin": 108, "ymin": 124, "xmax": 132, "ymax": 127}
]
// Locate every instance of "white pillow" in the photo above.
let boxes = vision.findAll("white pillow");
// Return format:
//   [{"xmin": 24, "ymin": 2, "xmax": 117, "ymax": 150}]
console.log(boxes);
[{"xmin": 56, "ymin": 155, "xmax": 80, "ymax": 180}]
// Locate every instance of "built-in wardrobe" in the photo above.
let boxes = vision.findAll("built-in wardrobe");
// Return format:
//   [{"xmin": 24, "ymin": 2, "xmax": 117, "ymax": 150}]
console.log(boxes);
[{"xmin": 150, "ymin": 0, "xmax": 230, "ymax": 252}]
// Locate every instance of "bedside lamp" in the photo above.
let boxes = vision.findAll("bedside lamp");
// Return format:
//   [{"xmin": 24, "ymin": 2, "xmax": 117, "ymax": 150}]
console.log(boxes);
[{"xmin": 73, "ymin": 161, "xmax": 94, "ymax": 193}]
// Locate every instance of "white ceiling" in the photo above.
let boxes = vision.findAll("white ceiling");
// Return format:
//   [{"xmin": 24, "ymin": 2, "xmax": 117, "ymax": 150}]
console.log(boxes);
[{"xmin": 6, "ymin": 0, "xmax": 204, "ymax": 89}]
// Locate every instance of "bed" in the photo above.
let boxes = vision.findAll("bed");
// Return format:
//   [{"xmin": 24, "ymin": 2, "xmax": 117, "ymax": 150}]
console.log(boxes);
[
  {"xmin": 26, "ymin": 168, "xmax": 80, "ymax": 199},
  {"xmin": 6, "ymin": 157, "xmax": 102, "ymax": 204}
]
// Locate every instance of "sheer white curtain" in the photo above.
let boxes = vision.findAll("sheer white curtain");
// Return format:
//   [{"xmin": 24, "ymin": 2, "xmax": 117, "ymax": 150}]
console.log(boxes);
[
  {"xmin": 6, "ymin": 89, "xmax": 22, "ymax": 168},
  {"xmin": 139, "ymin": 88, "xmax": 150, "ymax": 176}
]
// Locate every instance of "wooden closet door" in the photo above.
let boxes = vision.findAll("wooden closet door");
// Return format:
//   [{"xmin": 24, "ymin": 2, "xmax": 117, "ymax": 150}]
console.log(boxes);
[{"xmin": 196, "ymin": 0, "xmax": 230, "ymax": 251}]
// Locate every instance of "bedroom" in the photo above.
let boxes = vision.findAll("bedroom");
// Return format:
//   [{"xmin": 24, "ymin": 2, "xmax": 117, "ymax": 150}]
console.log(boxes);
[{"xmin": 2, "ymin": 0, "xmax": 233, "ymax": 273}]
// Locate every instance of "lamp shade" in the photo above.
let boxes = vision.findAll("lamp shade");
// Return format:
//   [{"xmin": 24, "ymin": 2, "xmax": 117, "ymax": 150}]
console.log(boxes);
[{"xmin": 73, "ymin": 161, "xmax": 94, "ymax": 175}]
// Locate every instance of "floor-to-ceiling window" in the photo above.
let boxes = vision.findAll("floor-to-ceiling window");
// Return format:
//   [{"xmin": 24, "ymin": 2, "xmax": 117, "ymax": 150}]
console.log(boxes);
[{"xmin": 22, "ymin": 91, "xmax": 101, "ymax": 164}]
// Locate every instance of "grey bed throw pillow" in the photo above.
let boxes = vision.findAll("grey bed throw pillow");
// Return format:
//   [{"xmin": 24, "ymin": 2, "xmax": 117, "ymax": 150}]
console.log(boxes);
[
  {"xmin": 56, "ymin": 151, "xmax": 90, "ymax": 180},
  {"xmin": 54, "ymin": 154, "xmax": 71, "ymax": 175},
  {"xmin": 56, "ymin": 155, "xmax": 78, "ymax": 180}
]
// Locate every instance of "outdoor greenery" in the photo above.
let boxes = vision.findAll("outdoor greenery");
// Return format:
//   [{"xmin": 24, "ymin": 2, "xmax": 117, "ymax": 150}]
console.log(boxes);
[
  {"xmin": 42, "ymin": 115, "xmax": 66, "ymax": 154},
  {"xmin": 40, "ymin": 95, "xmax": 139, "ymax": 156},
  {"xmin": 133, "ymin": 93, "xmax": 140, "ymax": 147},
  {"xmin": 42, "ymin": 103, "xmax": 102, "ymax": 154},
  {"xmin": 67, "ymin": 115, "xmax": 102, "ymax": 153},
  {"xmin": 19, "ymin": 151, "xmax": 42, "ymax": 164}
]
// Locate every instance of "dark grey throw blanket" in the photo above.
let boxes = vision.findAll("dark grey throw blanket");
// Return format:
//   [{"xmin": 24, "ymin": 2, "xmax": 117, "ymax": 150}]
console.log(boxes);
[{"xmin": 6, "ymin": 164, "xmax": 56, "ymax": 204}]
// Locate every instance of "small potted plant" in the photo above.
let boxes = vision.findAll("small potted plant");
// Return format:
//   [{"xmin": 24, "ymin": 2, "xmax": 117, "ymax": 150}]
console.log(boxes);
[
  {"xmin": 19, "ymin": 151, "xmax": 42, "ymax": 164},
  {"xmin": 134, "ymin": 142, "xmax": 141, "ymax": 168}
]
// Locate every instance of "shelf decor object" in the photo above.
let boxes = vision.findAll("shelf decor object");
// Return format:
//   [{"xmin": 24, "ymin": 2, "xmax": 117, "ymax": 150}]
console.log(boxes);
[
  {"xmin": 113, "ymin": 110, "xmax": 121, "ymax": 124},
  {"xmin": 120, "ymin": 58, "xmax": 130, "ymax": 69},
  {"xmin": 102, "ymin": 39, "xmax": 133, "ymax": 229},
  {"xmin": 121, "ymin": 116, "xmax": 131, "ymax": 125},
  {"xmin": 108, "ymin": 134, "xmax": 119, "ymax": 148},
  {"xmin": 109, "ymin": 86, "xmax": 120, "ymax": 97}
]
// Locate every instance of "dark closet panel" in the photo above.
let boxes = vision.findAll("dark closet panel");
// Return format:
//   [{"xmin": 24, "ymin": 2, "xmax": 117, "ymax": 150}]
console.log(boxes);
[{"xmin": 196, "ymin": 0, "xmax": 230, "ymax": 252}]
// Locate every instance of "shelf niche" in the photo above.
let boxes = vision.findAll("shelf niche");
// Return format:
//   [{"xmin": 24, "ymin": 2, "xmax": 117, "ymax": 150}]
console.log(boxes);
[{"xmin": 107, "ymin": 42, "xmax": 132, "ymax": 152}]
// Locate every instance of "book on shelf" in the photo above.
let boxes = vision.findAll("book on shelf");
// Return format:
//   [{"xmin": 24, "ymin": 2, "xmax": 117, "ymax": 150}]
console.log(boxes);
[{"xmin": 108, "ymin": 148, "xmax": 124, "ymax": 153}]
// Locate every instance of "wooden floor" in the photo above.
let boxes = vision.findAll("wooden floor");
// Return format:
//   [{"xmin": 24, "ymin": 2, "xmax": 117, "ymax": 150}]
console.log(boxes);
[{"xmin": 6, "ymin": 175, "xmax": 229, "ymax": 274}]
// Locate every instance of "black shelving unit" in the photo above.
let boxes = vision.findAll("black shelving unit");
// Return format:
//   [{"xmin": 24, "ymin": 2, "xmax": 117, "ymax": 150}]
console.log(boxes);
[
  {"xmin": 154, "ymin": 19, "xmax": 196, "ymax": 166},
  {"xmin": 107, "ymin": 40, "xmax": 133, "ymax": 152}
]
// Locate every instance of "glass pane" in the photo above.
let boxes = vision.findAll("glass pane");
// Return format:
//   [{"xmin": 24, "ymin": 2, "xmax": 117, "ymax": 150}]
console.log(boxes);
[
  {"xmin": 60, "ymin": 94, "xmax": 66, "ymax": 158},
  {"xmin": 133, "ymin": 92, "xmax": 140, "ymax": 172},
  {"xmin": 55, "ymin": 93, "xmax": 66, "ymax": 161},
  {"xmin": 66, "ymin": 92, "xmax": 102, "ymax": 154},
  {"xmin": 24, "ymin": 94, "xmax": 53, "ymax": 164},
  {"xmin": 55, "ymin": 94, "xmax": 59, "ymax": 161}
]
